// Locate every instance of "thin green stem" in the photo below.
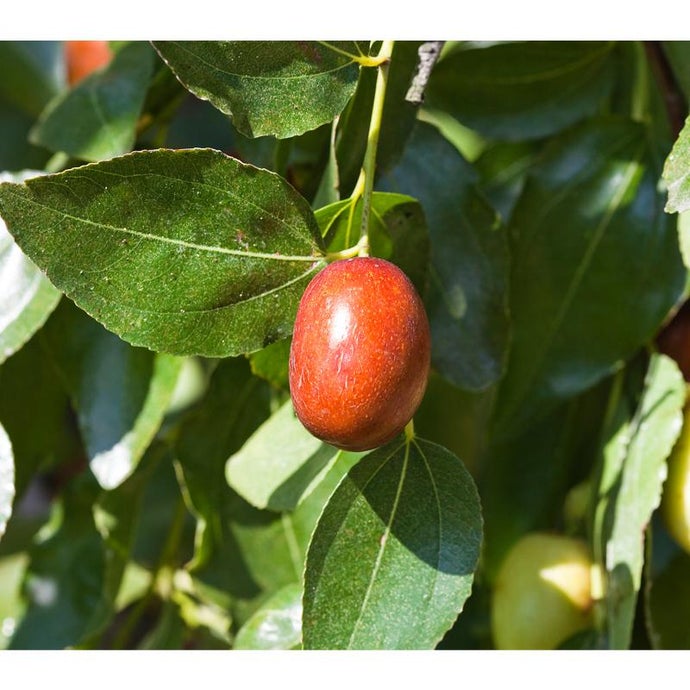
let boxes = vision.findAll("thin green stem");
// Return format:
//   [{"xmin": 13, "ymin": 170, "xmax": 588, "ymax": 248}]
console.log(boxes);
[
  {"xmin": 404, "ymin": 418, "xmax": 415, "ymax": 444},
  {"xmin": 356, "ymin": 40, "xmax": 394, "ymax": 257},
  {"xmin": 318, "ymin": 41, "xmax": 390, "ymax": 68}
]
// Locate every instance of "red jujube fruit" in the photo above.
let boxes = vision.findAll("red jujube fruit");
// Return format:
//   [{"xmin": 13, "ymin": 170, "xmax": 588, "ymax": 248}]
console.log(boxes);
[{"xmin": 289, "ymin": 257, "xmax": 431, "ymax": 451}]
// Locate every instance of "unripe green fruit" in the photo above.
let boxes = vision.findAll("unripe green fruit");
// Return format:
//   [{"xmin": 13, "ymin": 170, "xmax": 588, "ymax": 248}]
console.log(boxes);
[
  {"xmin": 661, "ymin": 405, "xmax": 690, "ymax": 554},
  {"xmin": 491, "ymin": 532, "xmax": 594, "ymax": 650},
  {"xmin": 288, "ymin": 257, "xmax": 431, "ymax": 452}
]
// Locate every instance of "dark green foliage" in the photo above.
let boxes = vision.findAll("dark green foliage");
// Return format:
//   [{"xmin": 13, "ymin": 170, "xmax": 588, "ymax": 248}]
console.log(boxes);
[{"xmin": 0, "ymin": 38, "xmax": 689, "ymax": 651}]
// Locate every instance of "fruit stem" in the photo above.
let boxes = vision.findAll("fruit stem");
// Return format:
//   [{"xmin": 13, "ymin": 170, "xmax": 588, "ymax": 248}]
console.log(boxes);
[
  {"xmin": 325, "ymin": 237, "xmax": 368, "ymax": 262},
  {"xmin": 355, "ymin": 40, "xmax": 394, "ymax": 258},
  {"xmin": 404, "ymin": 418, "xmax": 416, "ymax": 443}
]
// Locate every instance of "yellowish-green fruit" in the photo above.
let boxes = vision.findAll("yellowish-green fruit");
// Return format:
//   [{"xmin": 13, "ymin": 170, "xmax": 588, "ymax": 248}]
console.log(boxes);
[
  {"xmin": 661, "ymin": 407, "xmax": 690, "ymax": 553},
  {"xmin": 492, "ymin": 532, "xmax": 594, "ymax": 650}
]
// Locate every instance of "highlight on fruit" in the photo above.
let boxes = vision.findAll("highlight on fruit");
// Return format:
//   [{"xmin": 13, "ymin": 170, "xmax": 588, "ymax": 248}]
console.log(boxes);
[{"xmin": 288, "ymin": 256, "xmax": 431, "ymax": 452}]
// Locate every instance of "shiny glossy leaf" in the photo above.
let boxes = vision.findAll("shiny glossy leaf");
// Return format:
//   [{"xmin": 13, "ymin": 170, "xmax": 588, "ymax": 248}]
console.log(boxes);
[
  {"xmin": 664, "ymin": 115, "xmax": 690, "ymax": 213},
  {"xmin": 0, "ymin": 423, "xmax": 14, "ymax": 543},
  {"xmin": 303, "ymin": 438, "xmax": 482, "ymax": 650},
  {"xmin": 30, "ymin": 42, "xmax": 156, "ymax": 162},
  {"xmin": 42, "ymin": 300, "xmax": 182, "ymax": 490},
  {"xmin": 381, "ymin": 122, "xmax": 510, "ymax": 391},
  {"xmin": 226, "ymin": 399, "xmax": 343, "ymax": 512},
  {"xmin": 0, "ymin": 172, "xmax": 60, "ymax": 365},
  {"xmin": 0, "ymin": 148, "xmax": 326, "ymax": 357},
  {"xmin": 425, "ymin": 41, "xmax": 616, "ymax": 141},
  {"xmin": 234, "ymin": 582, "xmax": 302, "ymax": 650},
  {"xmin": 492, "ymin": 118, "xmax": 685, "ymax": 439},
  {"xmin": 153, "ymin": 41, "xmax": 362, "ymax": 139},
  {"xmin": 593, "ymin": 354, "xmax": 685, "ymax": 649}
]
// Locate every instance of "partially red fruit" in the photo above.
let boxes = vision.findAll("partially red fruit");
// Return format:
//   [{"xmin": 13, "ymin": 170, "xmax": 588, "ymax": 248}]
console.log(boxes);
[
  {"xmin": 289, "ymin": 257, "xmax": 431, "ymax": 451},
  {"xmin": 65, "ymin": 41, "xmax": 112, "ymax": 86}
]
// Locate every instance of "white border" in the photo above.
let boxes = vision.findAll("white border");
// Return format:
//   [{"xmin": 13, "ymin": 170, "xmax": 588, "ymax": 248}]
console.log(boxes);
[{"xmin": 5, "ymin": 1, "xmax": 690, "ymax": 41}]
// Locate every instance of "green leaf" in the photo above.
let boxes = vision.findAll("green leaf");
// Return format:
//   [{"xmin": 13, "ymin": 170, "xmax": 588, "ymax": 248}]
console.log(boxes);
[
  {"xmin": 9, "ymin": 474, "xmax": 105, "ymax": 649},
  {"xmin": 0, "ymin": 42, "xmax": 64, "ymax": 117},
  {"xmin": 303, "ymin": 437, "xmax": 482, "ymax": 650},
  {"xmin": 226, "ymin": 399, "xmax": 347, "ymax": 512},
  {"xmin": 41, "ymin": 300, "xmax": 182, "ymax": 489},
  {"xmin": 0, "ymin": 332, "xmax": 79, "ymax": 498},
  {"xmin": 175, "ymin": 357, "xmax": 272, "ymax": 524},
  {"xmin": 130, "ymin": 445, "xmax": 195, "ymax": 570},
  {"xmin": 492, "ymin": 118, "xmax": 686, "ymax": 439},
  {"xmin": 473, "ymin": 140, "xmax": 538, "ymax": 223},
  {"xmin": 248, "ymin": 338, "xmax": 291, "ymax": 390},
  {"xmin": 317, "ymin": 192, "xmax": 430, "ymax": 296},
  {"xmin": 234, "ymin": 582, "xmax": 302, "ymax": 650},
  {"xmin": 0, "ymin": 172, "xmax": 61, "ymax": 366},
  {"xmin": 175, "ymin": 357, "xmax": 360, "ymax": 625},
  {"xmin": 593, "ymin": 354, "xmax": 685, "ymax": 649},
  {"xmin": 0, "ymin": 148, "xmax": 326, "ymax": 357},
  {"xmin": 663, "ymin": 115, "xmax": 690, "ymax": 214},
  {"xmin": 83, "ymin": 444, "xmax": 164, "ymax": 645},
  {"xmin": 425, "ymin": 41, "xmax": 616, "ymax": 141},
  {"xmin": 30, "ymin": 42, "xmax": 156, "ymax": 162},
  {"xmin": 0, "ymin": 423, "xmax": 14, "ymax": 543},
  {"xmin": 153, "ymin": 41, "xmax": 362, "ymax": 139},
  {"xmin": 382, "ymin": 122, "xmax": 510, "ymax": 391},
  {"xmin": 0, "ymin": 100, "xmax": 52, "ymax": 172}
]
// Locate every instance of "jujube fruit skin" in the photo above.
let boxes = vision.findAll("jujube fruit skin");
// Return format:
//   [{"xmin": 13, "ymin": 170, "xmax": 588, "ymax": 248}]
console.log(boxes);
[{"xmin": 288, "ymin": 257, "xmax": 431, "ymax": 452}]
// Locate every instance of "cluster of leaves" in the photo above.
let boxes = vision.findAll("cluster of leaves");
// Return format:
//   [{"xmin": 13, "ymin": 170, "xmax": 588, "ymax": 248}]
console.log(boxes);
[{"xmin": 0, "ymin": 40, "xmax": 689, "ymax": 650}]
